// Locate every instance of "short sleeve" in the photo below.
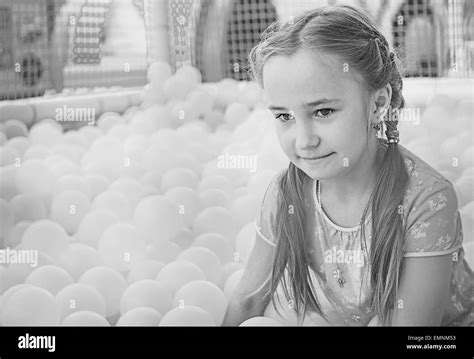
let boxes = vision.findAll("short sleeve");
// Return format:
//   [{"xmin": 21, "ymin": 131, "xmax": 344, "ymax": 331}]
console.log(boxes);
[
  {"xmin": 403, "ymin": 179, "xmax": 463, "ymax": 257},
  {"xmin": 254, "ymin": 170, "xmax": 284, "ymax": 247}
]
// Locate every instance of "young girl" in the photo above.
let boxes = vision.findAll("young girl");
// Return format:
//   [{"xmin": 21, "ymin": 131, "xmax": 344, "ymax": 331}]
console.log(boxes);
[{"xmin": 223, "ymin": 5, "xmax": 473, "ymax": 326}]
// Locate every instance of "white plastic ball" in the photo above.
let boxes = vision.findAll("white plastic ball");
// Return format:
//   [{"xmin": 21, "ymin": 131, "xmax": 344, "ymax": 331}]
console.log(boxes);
[
  {"xmin": 0, "ymin": 165, "xmax": 18, "ymax": 201},
  {"xmin": 155, "ymin": 260, "xmax": 206, "ymax": 295},
  {"xmin": 1, "ymin": 252, "xmax": 56, "ymax": 290},
  {"xmin": 92, "ymin": 190, "xmax": 132, "ymax": 221},
  {"xmin": 50, "ymin": 190, "xmax": 91, "ymax": 234},
  {"xmin": 6, "ymin": 136, "xmax": 30, "ymax": 156},
  {"xmin": 159, "ymin": 306, "xmax": 215, "ymax": 326},
  {"xmin": 164, "ymin": 187, "xmax": 200, "ymax": 227},
  {"xmin": 20, "ymin": 219, "xmax": 69, "ymax": 259},
  {"xmin": 0, "ymin": 147, "xmax": 20, "ymax": 166},
  {"xmin": 15, "ymin": 159, "xmax": 56, "ymax": 196},
  {"xmin": 133, "ymin": 195, "xmax": 182, "ymax": 243},
  {"xmin": 178, "ymin": 246, "xmax": 223, "ymax": 284},
  {"xmin": 28, "ymin": 122, "xmax": 62, "ymax": 147},
  {"xmin": 79, "ymin": 266, "xmax": 127, "ymax": 317},
  {"xmin": 76, "ymin": 209, "xmax": 119, "ymax": 248},
  {"xmin": 192, "ymin": 233, "xmax": 234, "ymax": 264},
  {"xmin": 9, "ymin": 194, "xmax": 47, "ymax": 222},
  {"xmin": 0, "ymin": 198, "xmax": 15, "ymax": 238},
  {"xmin": 147, "ymin": 61, "xmax": 172, "ymax": 85},
  {"xmin": 61, "ymin": 310, "xmax": 110, "ymax": 326},
  {"xmin": 25, "ymin": 265, "xmax": 74, "ymax": 295},
  {"xmin": 56, "ymin": 283, "xmax": 107, "ymax": 320},
  {"xmin": 225, "ymin": 103, "xmax": 250, "ymax": 128},
  {"xmin": 192, "ymin": 206, "xmax": 237, "ymax": 238},
  {"xmin": 145, "ymin": 241, "xmax": 181, "ymax": 264},
  {"xmin": 127, "ymin": 259, "xmax": 165, "ymax": 283},
  {"xmin": 161, "ymin": 168, "xmax": 199, "ymax": 192},
  {"xmin": 22, "ymin": 145, "xmax": 53, "ymax": 161},
  {"xmin": 53, "ymin": 174, "xmax": 91, "ymax": 198},
  {"xmin": 239, "ymin": 316, "xmax": 282, "ymax": 326},
  {"xmin": 116, "ymin": 307, "xmax": 163, "ymax": 326},
  {"xmin": 96, "ymin": 112, "xmax": 125, "ymax": 133},
  {"xmin": 109, "ymin": 178, "xmax": 147, "ymax": 208},
  {"xmin": 2, "ymin": 286, "xmax": 60, "ymax": 326},
  {"xmin": 230, "ymin": 194, "xmax": 260, "ymax": 229},
  {"xmin": 173, "ymin": 280, "xmax": 228, "ymax": 325},
  {"xmin": 5, "ymin": 221, "xmax": 31, "ymax": 248},
  {"xmin": 98, "ymin": 223, "xmax": 147, "ymax": 272},
  {"xmin": 219, "ymin": 261, "xmax": 244, "ymax": 289},
  {"xmin": 198, "ymin": 175, "xmax": 234, "ymax": 193},
  {"xmin": 58, "ymin": 243, "xmax": 103, "ymax": 280},
  {"xmin": 176, "ymin": 65, "xmax": 202, "ymax": 85},
  {"xmin": 84, "ymin": 174, "xmax": 110, "ymax": 199},
  {"xmin": 120, "ymin": 279, "xmax": 172, "ymax": 316},
  {"xmin": 198, "ymin": 189, "xmax": 231, "ymax": 209}
]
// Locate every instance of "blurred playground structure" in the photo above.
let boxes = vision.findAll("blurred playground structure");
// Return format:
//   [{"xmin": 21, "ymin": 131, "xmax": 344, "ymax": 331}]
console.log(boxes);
[{"xmin": 0, "ymin": 0, "xmax": 472, "ymax": 101}]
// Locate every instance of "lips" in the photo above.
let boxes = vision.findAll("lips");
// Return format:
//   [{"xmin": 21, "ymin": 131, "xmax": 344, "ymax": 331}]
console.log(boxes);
[{"xmin": 300, "ymin": 153, "xmax": 333, "ymax": 160}]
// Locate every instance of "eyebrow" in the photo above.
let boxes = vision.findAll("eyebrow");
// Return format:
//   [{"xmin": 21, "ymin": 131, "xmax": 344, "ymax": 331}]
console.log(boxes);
[{"xmin": 267, "ymin": 98, "xmax": 341, "ymax": 111}]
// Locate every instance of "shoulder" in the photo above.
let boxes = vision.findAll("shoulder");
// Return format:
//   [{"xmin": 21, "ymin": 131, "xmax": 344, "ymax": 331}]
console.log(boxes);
[
  {"xmin": 265, "ymin": 168, "xmax": 286, "ymax": 199},
  {"xmin": 397, "ymin": 145, "xmax": 462, "ymax": 257},
  {"xmin": 254, "ymin": 168, "xmax": 286, "ymax": 247},
  {"xmin": 398, "ymin": 144, "xmax": 457, "ymax": 216}
]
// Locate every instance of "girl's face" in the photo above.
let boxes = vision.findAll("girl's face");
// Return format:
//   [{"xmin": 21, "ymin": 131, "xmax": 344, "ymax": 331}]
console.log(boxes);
[{"xmin": 262, "ymin": 49, "xmax": 374, "ymax": 180}]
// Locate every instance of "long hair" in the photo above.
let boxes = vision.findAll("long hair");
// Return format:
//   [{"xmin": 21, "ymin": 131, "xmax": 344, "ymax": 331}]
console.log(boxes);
[{"xmin": 248, "ymin": 5, "xmax": 409, "ymax": 326}]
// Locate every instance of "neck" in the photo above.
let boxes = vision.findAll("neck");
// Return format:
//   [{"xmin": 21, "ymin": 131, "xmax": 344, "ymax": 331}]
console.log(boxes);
[{"xmin": 319, "ymin": 139, "xmax": 386, "ymax": 204}]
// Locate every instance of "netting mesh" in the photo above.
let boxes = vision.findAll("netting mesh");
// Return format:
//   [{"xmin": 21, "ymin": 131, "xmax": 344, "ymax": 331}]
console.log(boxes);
[
  {"xmin": 0, "ymin": 0, "xmax": 471, "ymax": 100},
  {"xmin": 223, "ymin": 0, "xmax": 278, "ymax": 80},
  {"xmin": 192, "ymin": 0, "xmax": 472, "ymax": 81}
]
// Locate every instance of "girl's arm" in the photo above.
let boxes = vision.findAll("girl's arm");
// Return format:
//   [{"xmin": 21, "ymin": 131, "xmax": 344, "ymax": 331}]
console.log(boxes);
[
  {"xmin": 222, "ymin": 232, "xmax": 276, "ymax": 326},
  {"xmin": 389, "ymin": 254, "xmax": 453, "ymax": 326},
  {"xmin": 382, "ymin": 178, "xmax": 461, "ymax": 326}
]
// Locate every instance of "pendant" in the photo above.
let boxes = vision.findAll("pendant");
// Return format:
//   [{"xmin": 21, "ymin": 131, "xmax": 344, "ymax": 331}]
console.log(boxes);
[{"xmin": 332, "ymin": 267, "xmax": 346, "ymax": 288}]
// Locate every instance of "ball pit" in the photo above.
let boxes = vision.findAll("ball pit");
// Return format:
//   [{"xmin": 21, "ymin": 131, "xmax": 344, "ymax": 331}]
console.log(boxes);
[
  {"xmin": 2, "ymin": 286, "xmax": 61, "ymax": 326},
  {"xmin": 116, "ymin": 307, "xmax": 163, "ymax": 326},
  {"xmin": 119, "ymin": 279, "xmax": 172, "ymax": 316},
  {"xmin": 173, "ymin": 280, "xmax": 227, "ymax": 325},
  {"xmin": 177, "ymin": 246, "xmax": 223, "ymax": 284},
  {"xmin": 56, "ymin": 283, "xmax": 107, "ymax": 320},
  {"xmin": 155, "ymin": 260, "xmax": 206, "ymax": 295},
  {"xmin": 24, "ymin": 265, "xmax": 74, "ymax": 295},
  {"xmin": 239, "ymin": 316, "xmax": 282, "ymax": 326},
  {"xmin": 78, "ymin": 266, "xmax": 127, "ymax": 318},
  {"xmin": 61, "ymin": 311, "xmax": 110, "ymax": 326},
  {"xmin": 159, "ymin": 306, "xmax": 216, "ymax": 326},
  {"xmin": 0, "ymin": 62, "xmax": 472, "ymax": 328}
]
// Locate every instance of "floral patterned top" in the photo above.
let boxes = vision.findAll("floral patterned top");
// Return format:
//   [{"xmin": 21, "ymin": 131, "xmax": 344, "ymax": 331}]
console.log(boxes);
[{"xmin": 255, "ymin": 138, "xmax": 474, "ymax": 326}]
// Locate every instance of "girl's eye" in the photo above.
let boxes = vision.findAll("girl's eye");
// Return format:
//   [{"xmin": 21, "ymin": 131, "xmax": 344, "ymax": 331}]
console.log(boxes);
[
  {"xmin": 315, "ymin": 108, "xmax": 334, "ymax": 118},
  {"xmin": 275, "ymin": 113, "xmax": 295, "ymax": 122},
  {"xmin": 274, "ymin": 109, "xmax": 334, "ymax": 122}
]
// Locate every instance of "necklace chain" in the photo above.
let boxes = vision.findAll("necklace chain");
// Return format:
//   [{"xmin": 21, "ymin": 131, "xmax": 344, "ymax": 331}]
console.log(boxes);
[
  {"xmin": 317, "ymin": 180, "xmax": 372, "ymax": 227},
  {"xmin": 316, "ymin": 180, "xmax": 372, "ymax": 289}
]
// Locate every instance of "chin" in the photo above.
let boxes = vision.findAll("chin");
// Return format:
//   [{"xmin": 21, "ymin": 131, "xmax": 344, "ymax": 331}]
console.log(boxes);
[
  {"xmin": 297, "ymin": 165, "xmax": 325, "ymax": 180},
  {"xmin": 298, "ymin": 162, "xmax": 343, "ymax": 180}
]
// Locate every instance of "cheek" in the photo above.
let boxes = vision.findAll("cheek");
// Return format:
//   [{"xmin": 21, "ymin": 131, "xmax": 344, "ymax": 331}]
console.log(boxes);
[
  {"xmin": 339, "ymin": 109, "xmax": 366, "ymax": 134},
  {"xmin": 336, "ymin": 143, "xmax": 367, "ymax": 170},
  {"xmin": 275, "ymin": 126, "xmax": 295, "ymax": 154}
]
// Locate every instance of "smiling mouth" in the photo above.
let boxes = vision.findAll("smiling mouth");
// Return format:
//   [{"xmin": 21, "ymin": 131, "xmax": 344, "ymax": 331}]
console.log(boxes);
[{"xmin": 300, "ymin": 153, "xmax": 334, "ymax": 160}]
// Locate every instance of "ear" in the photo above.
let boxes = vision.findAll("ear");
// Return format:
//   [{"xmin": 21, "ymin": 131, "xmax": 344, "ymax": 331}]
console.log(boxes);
[{"xmin": 371, "ymin": 83, "xmax": 392, "ymax": 120}]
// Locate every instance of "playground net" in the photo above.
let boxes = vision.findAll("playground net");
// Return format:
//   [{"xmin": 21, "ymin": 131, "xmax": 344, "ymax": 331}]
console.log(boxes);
[{"xmin": 0, "ymin": 0, "xmax": 472, "ymax": 100}]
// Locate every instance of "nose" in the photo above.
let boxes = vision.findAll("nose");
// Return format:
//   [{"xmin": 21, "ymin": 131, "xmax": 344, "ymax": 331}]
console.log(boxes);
[{"xmin": 294, "ymin": 116, "xmax": 320, "ymax": 152}]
